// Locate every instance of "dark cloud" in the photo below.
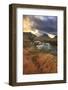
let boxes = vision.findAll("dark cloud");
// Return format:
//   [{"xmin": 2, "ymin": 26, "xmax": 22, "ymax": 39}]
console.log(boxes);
[{"xmin": 24, "ymin": 15, "xmax": 57, "ymax": 35}]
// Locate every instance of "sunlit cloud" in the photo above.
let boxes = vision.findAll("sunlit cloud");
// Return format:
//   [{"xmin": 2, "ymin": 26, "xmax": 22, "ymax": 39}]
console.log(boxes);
[
  {"xmin": 34, "ymin": 16, "xmax": 46, "ymax": 21},
  {"xmin": 23, "ymin": 15, "xmax": 57, "ymax": 36},
  {"xmin": 23, "ymin": 16, "xmax": 32, "ymax": 32}
]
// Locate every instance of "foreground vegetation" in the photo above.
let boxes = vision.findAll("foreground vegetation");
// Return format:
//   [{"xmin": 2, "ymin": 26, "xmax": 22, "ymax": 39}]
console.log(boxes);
[{"xmin": 23, "ymin": 47, "xmax": 57, "ymax": 74}]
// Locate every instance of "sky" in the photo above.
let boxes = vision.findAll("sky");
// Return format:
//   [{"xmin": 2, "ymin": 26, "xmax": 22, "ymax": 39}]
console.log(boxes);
[{"xmin": 23, "ymin": 15, "xmax": 57, "ymax": 36}]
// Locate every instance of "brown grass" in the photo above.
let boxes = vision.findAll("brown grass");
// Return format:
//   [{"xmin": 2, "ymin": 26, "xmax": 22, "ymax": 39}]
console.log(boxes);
[{"xmin": 23, "ymin": 48, "xmax": 57, "ymax": 74}]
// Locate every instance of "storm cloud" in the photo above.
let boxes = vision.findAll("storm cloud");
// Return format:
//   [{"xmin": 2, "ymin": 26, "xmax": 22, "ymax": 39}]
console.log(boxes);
[{"xmin": 24, "ymin": 15, "xmax": 57, "ymax": 35}]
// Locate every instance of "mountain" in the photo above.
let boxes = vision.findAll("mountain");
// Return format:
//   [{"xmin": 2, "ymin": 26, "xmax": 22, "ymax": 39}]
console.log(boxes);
[
  {"xmin": 23, "ymin": 32, "xmax": 36, "ymax": 42},
  {"xmin": 23, "ymin": 32, "xmax": 57, "ymax": 44}
]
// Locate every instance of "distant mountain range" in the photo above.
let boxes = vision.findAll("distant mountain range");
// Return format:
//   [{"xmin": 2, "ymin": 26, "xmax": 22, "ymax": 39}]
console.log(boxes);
[{"xmin": 23, "ymin": 32, "xmax": 57, "ymax": 43}]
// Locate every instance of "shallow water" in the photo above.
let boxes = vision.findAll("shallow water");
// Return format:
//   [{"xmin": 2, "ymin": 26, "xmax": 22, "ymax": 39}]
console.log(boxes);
[{"xmin": 36, "ymin": 43, "xmax": 57, "ymax": 55}]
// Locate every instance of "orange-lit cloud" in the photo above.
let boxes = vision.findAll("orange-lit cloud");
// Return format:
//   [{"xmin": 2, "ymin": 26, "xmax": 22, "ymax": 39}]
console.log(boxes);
[
  {"xmin": 23, "ymin": 16, "xmax": 43, "ymax": 37},
  {"xmin": 23, "ymin": 16, "xmax": 32, "ymax": 32}
]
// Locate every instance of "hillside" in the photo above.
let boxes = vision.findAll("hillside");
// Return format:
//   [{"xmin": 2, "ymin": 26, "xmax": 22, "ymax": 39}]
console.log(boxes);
[
  {"xmin": 23, "ymin": 32, "xmax": 57, "ymax": 74},
  {"xmin": 23, "ymin": 32, "xmax": 57, "ymax": 46}
]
